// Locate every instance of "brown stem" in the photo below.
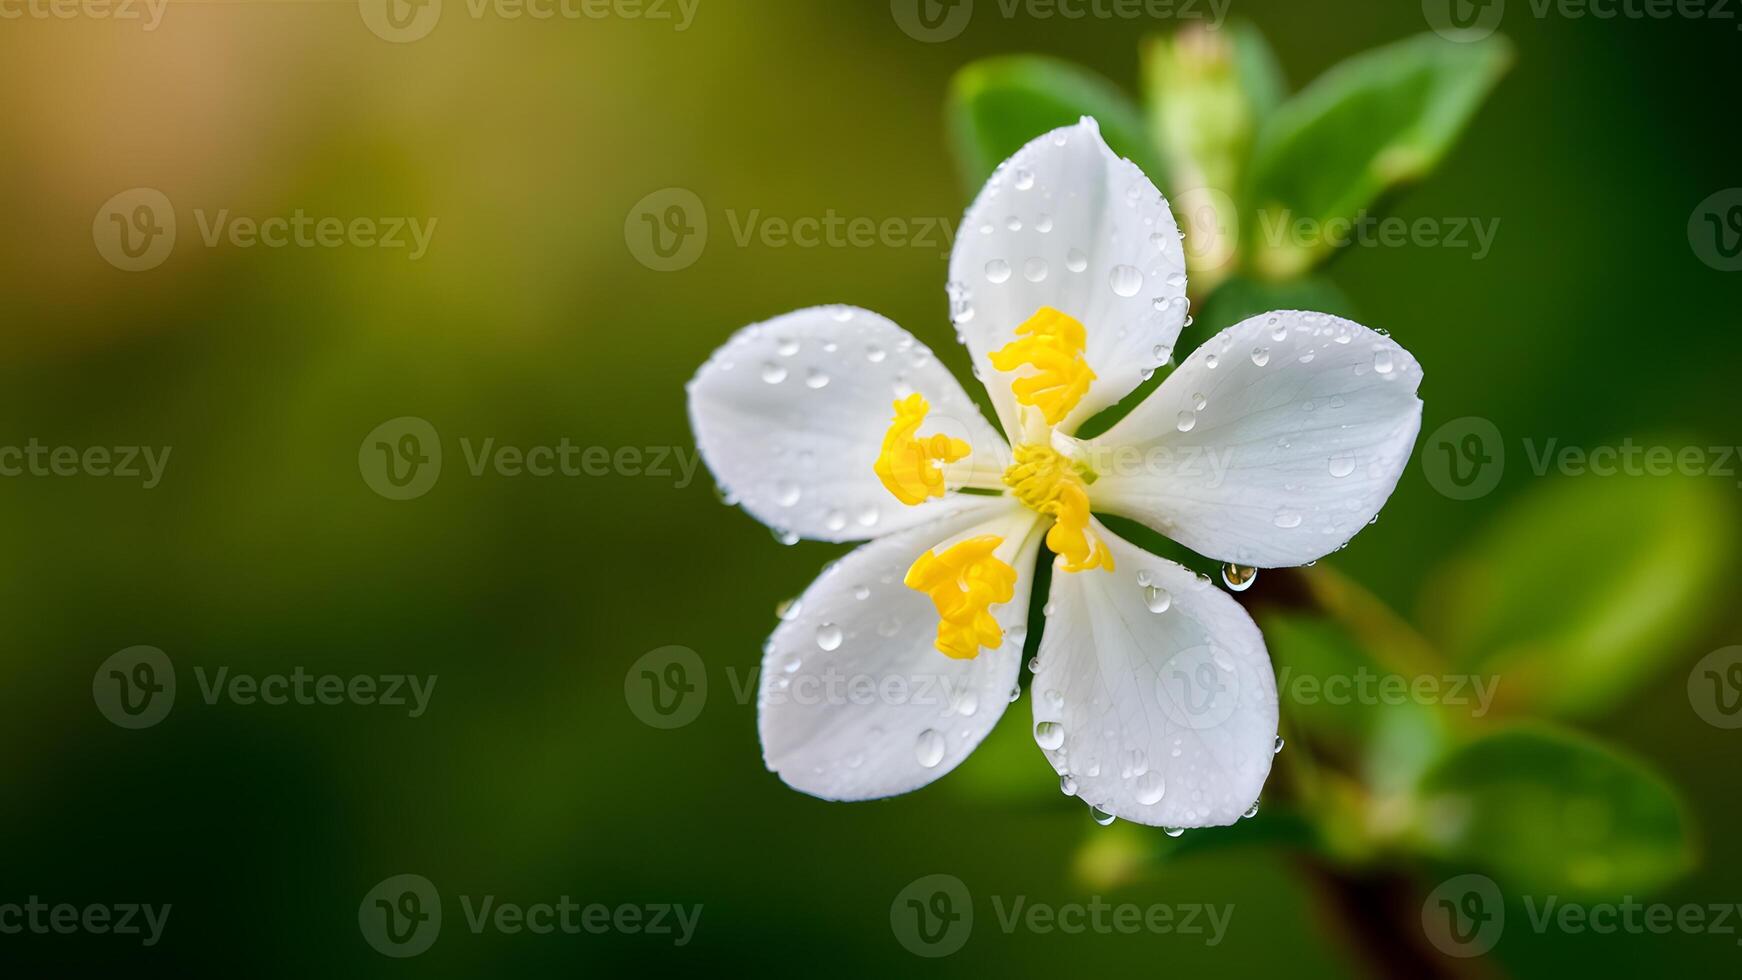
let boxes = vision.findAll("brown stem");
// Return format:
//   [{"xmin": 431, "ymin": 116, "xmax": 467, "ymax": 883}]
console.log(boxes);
[{"xmin": 1296, "ymin": 858, "xmax": 1503, "ymax": 980}]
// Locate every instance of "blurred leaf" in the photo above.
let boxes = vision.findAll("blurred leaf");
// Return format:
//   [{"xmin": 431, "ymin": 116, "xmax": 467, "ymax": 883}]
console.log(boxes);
[
  {"xmin": 947, "ymin": 56, "xmax": 1163, "ymax": 195},
  {"xmin": 1410, "ymin": 725, "xmax": 1693, "ymax": 897},
  {"xmin": 1141, "ymin": 22, "xmax": 1285, "ymax": 294},
  {"xmin": 1073, "ymin": 807, "xmax": 1318, "ymax": 891},
  {"xmin": 1426, "ymin": 472, "xmax": 1735, "ymax": 720},
  {"xmin": 1196, "ymin": 274, "xmax": 1356, "ymax": 334},
  {"xmin": 1261, "ymin": 613, "xmax": 1449, "ymax": 797},
  {"xmin": 1244, "ymin": 33, "xmax": 1513, "ymax": 279}
]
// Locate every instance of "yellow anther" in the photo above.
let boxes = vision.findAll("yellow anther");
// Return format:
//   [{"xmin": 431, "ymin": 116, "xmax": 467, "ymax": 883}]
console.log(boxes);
[
  {"xmin": 1002, "ymin": 445, "xmax": 1115, "ymax": 575},
  {"xmin": 905, "ymin": 535, "xmax": 1017, "ymax": 659},
  {"xmin": 989, "ymin": 307, "xmax": 1096, "ymax": 425},
  {"xmin": 874, "ymin": 394, "xmax": 971, "ymax": 506},
  {"xmin": 1044, "ymin": 481, "xmax": 1115, "ymax": 573}
]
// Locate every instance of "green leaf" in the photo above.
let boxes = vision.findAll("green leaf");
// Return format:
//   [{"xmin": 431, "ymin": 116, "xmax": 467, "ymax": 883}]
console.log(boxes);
[
  {"xmin": 1141, "ymin": 22, "xmax": 1286, "ymax": 294},
  {"xmin": 947, "ymin": 56, "xmax": 1163, "ymax": 196},
  {"xmin": 1410, "ymin": 725, "xmax": 1694, "ymax": 897},
  {"xmin": 1425, "ymin": 471, "xmax": 1735, "ymax": 720},
  {"xmin": 1260, "ymin": 613, "xmax": 1449, "ymax": 797},
  {"xmin": 1244, "ymin": 33, "xmax": 1512, "ymax": 280}
]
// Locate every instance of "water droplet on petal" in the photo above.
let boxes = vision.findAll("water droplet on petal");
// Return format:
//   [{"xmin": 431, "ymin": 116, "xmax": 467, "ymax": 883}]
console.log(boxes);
[
  {"xmin": 915, "ymin": 729, "xmax": 946, "ymax": 768},
  {"xmin": 985, "ymin": 259, "xmax": 1012, "ymax": 284},
  {"xmin": 1135, "ymin": 771, "xmax": 1166, "ymax": 805},
  {"xmin": 1034, "ymin": 721, "xmax": 1066, "ymax": 751},
  {"xmin": 815, "ymin": 623, "xmax": 843, "ymax": 651},
  {"xmin": 760, "ymin": 363, "xmax": 787, "ymax": 384},
  {"xmin": 1222, "ymin": 564, "xmax": 1257, "ymax": 592},
  {"xmin": 1109, "ymin": 265, "xmax": 1145, "ymax": 297}
]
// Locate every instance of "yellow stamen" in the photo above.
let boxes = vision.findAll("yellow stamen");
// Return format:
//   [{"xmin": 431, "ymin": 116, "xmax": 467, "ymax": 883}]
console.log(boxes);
[
  {"xmin": 1002, "ymin": 445, "xmax": 1115, "ymax": 575},
  {"xmin": 905, "ymin": 535, "xmax": 1017, "ymax": 660},
  {"xmin": 874, "ymin": 394, "xmax": 971, "ymax": 506},
  {"xmin": 990, "ymin": 307, "xmax": 1096, "ymax": 425}
]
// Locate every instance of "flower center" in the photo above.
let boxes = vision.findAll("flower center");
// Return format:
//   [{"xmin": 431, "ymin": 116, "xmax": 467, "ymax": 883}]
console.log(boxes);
[{"xmin": 1003, "ymin": 445, "xmax": 1114, "ymax": 574}]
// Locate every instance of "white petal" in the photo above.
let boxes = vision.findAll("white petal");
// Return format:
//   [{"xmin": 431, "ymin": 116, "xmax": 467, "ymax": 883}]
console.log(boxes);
[
  {"xmin": 759, "ymin": 502, "xmax": 1044, "ymax": 801},
  {"xmin": 948, "ymin": 118, "xmax": 1188, "ymax": 435},
  {"xmin": 688, "ymin": 306, "xmax": 1009, "ymax": 542},
  {"xmin": 1088, "ymin": 310, "xmax": 1423, "ymax": 568},
  {"xmin": 1031, "ymin": 525, "xmax": 1277, "ymax": 828}
]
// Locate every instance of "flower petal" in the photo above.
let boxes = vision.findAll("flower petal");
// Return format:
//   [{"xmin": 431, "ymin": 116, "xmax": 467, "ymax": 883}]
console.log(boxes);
[
  {"xmin": 1087, "ymin": 310, "xmax": 1423, "ymax": 567},
  {"xmin": 1031, "ymin": 524, "xmax": 1277, "ymax": 828},
  {"xmin": 688, "ymin": 306, "xmax": 1009, "ymax": 542},
  {"xmin": 949, "ymin": 117, "xmax": 1189, "ymax": 435},
  {"xmin": 759, "ymin": 501, "xmax": 1044, "ymax": 801}
]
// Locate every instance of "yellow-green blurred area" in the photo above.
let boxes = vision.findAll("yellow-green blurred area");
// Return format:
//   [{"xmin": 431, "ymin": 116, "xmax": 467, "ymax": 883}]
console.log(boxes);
[{"xmin": 1, "ymin": 0, "xmax": 1740, "ymax": 975}]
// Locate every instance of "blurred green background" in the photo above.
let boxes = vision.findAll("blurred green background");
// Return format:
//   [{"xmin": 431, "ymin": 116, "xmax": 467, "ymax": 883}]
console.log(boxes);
[{"xmin": 2, "ymin": 0, "xmax": 1740, "ymax": 975}]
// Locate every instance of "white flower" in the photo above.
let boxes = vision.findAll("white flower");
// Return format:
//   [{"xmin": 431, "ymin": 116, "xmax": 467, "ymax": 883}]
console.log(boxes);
[{"xmin": 686, "ymin": 118, "xmax": 1423, "ymax": 828}]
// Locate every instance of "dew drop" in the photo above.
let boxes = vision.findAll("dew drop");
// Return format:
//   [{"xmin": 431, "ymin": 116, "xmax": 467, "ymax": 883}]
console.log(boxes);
[
  {"xmin": 1014, "ymin": 168, "xmax": 1036, "ymax": 190},
  {"xmin": 760, "ymin": 363, "xmax": 788, "ymax": 384},
  {"xmin": 1176, "ymin": 410, "xmax": 1197, "ymax": 433},
  {"xmin": 1066, "ymin": 248, "xmax": 1089, "ymax": 273},
  {"xmin": 1135, "ymin": 771, "xmax": 1167, "ymax": 806},
  {"xmin": 1251, "ymin": 346, "xmax": 1271, "ymax": 367},
  {"xmin": 1274, "ymin": 735, "xmax": 1286, "ymax": 754},
  {"xmin": 1109, "ymin": 265, "xmax": 1145, "ymax": 297},
  {"xmin": 1329, "ymin": 454, "xmax": 1357, "ymax": 479},
  {"xmin": 805, "ymin": 369, "xmax": 830, "ymax": 390},
  {"xmin": 915, "ymin": 729, "xmax": 946, "ymax": 768},
  {"xmin": 1163, "ymin": 826, "xmax": 1185, "ymax": 839},
  {"xmin": 865, "ymin": 345, "xmax": 886, "ymax": 363},
  {"xmin": 1143, "ymin": 586, "xmax": 1172, "ymax": 613},
  {"xmin": 1222, "ymin": 564, "xmax": 1257, "ymax": 592},
  {"xmin": 1034, "ymin": 721, "xmax": 1066, "ymax": 751},
  {"xmin": 1060, "ymin": 774, "xmax": 1079, "ymax": 797},
  {"xmin": 774, "ymin": 482, "xmax": 802, "ymax": 507},
  {"xmin": 1090, "ymin": 805, "xmax": 1117, "ymax": 827},
  {"xmin": 815, "ymin": 623, "xmax": 843, "ymax": 651},
  {"xmin": 1023, "ymin": 257, "xmax": 1049, "ymax": 282},
  {"xmin": 1374, "ymin": 349, "xmax": 1396, "ymax": 375},
  {"xmin": 1273, "ymin": 510, "xmax": 1303, "ymax": 530},
  {"xmin": 985, "ymin": 259, "xmax": 1012, "ymax": 284}
]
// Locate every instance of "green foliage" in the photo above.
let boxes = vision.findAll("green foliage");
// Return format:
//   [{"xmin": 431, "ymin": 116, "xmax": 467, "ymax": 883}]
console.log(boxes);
[
  {"xmin": 947, "ymin": 29, "xmax": 1510, "ymax": 290},
  {"xmin": 1411, "ymin": 725, "xmax": 1694, "ymax": 896},
  {"xmin": 1244, "ymin": 33, "xmax": 1513, "ymax": 279},
  {"xmin": 946, "ymin": 56, "xmax": 1163, "ymax": 195},
  {"xmin": 1426, "ymin": 471, "xmax": 1735, "ymax": 720}
]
